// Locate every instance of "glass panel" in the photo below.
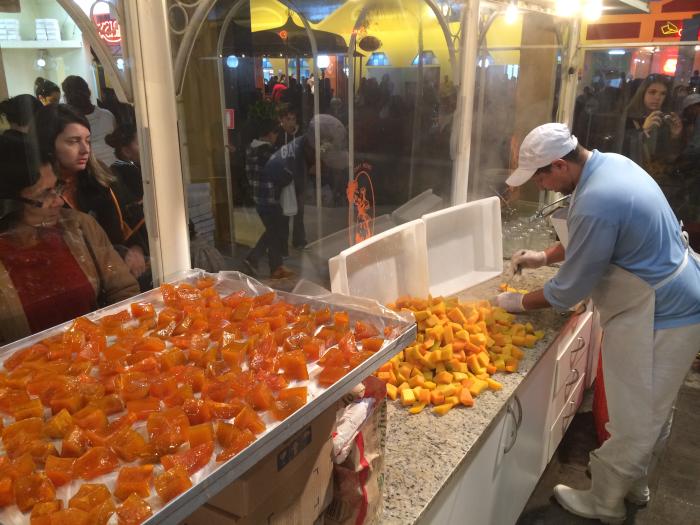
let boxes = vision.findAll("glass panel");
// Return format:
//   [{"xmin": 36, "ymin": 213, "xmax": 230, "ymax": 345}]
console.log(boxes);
[
  {"xmin": 173, "ymin": 0, "xmax": 462, "ymax": 289},
  {"xmin": 572, "ymin": 44, "xmax": 700, "ymax": 247},
  {"xmin": 0, "ymin": 0, "xmax": 155, "ymax": 345},
  {"xmin": 468, "ymin": 7, "xmax": 568, "ymax": 253}
]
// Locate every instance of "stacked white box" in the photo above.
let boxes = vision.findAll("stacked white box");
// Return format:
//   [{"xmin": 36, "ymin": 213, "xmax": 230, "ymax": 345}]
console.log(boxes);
[
  {"xmin": 421, "ymin": 197, "xmax": 503, "ymax": 297},
  {"xmin": 187, "ymin": 183, "xmax": 216, "ymax": 244},
  {"xmin": 35, "ymin": 19, "xmax": 61, "ymax": 41},
  {"xmin": 391, "ymin": 189, "xmax": 443, "ymax": 225},
  {"xmin": 329, "ymin": 219, "xmax": 429, "ymax": 305},
  {"xmin": 0, "ymin": 19, "xmax": 20, "ymax": 40}
]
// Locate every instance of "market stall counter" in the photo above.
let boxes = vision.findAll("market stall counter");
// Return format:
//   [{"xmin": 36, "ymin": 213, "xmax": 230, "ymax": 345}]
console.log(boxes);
[{"xmin": 383, "ymin": 266, "xmax": 599, "ymax": 525}]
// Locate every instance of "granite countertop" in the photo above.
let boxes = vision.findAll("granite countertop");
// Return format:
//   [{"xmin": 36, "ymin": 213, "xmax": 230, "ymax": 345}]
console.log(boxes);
[{"xmin": 381, "ymin": 266, "xmax": 569, "ymax": 525}]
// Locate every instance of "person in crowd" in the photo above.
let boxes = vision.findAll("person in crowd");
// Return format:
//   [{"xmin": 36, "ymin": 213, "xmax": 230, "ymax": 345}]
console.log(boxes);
[
  {"xmin": 61, "ymin": 75, "xmax": 117, "ymax": 166},
  {"xmin": 0, "ymin": 94, "xmax": 42, "ymax": 138},
  {"xmin": 32, "ymin": 104, "xmax": 148, "ymax": 283},
  {"xmin": 104, "ymin": 123, "xmax": 152, "ymax": 291},
  {"xmin": 671, "ymin": 94, "xmax": 700, "ymax": 232},
  {"xmin": 280, "ymin": 76, "xmax": 302, "ymax": 113},
  {"xmin": 275, "ymin": 105, "xmax": 299, "ymax": 149},
  {"xmin": 272, "ymin": 74, "xmax": 288, "ymax": 103},
  {"xmin": 497, "ymin": 123, "xmax": 700, "ymax": 524},
  {"xmin": 615, "ymin": 74, "xmax": 682, "ymax": 188},
  {"xmin": 266, "ymin": 75, "xmax": 279, "ymax": 96},
  {"xmin": 264, "ymin": 114, "xmax": 348, "ymax": 251},
  {"xmin": 0, "ymin": 134, "xmax": 139, "ymax": 344},
  {"xmin": 34, "ymin": 77, "xmax": 61, "ymax": 106},
  {"xmin": 690, "ymin": 70, "xmax": 700, "ymax": 91},
  {"xmin": 244, "ymin": 118, "xmax": 292, "ymax": 279}
]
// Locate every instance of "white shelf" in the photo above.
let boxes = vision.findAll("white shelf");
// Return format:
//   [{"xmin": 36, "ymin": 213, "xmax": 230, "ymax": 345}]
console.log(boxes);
[{"xmin": 0, "ymin": 40, "xmax": 82, "ymax": 49}]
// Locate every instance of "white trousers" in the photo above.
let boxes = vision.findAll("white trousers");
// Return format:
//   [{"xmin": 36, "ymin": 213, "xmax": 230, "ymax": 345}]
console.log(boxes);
[{"xmin": 594, "ymin": 321, "xmax": 700, "ymax": 481}]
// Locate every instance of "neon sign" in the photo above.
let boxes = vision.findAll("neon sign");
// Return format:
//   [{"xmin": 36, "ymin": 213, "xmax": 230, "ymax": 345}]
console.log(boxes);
[
  {"xmin": 95, "ymin": 18, "xmax": 121, "ymax": 44},
  {"xmin": 347, "ymin": 162, "xmax": 376, "ymax": 245}
]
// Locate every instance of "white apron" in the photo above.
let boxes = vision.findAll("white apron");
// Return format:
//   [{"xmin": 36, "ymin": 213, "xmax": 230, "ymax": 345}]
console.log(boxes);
[{"xmin": 590, "ymin": 232, "xmax": 700, "ymax": 480}]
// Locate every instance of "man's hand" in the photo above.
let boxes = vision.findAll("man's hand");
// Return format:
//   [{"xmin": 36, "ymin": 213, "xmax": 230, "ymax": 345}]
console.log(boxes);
[
  {"xmin": 494, "ymin": 292, "xmax": 525, "ymax": 313},
  {"xmin": 507, "ymin": 249, "xmax": 547, "ymax": 277}
]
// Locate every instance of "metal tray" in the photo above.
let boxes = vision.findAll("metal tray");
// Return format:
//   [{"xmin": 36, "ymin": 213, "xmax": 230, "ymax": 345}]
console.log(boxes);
[{"xmin": 0, "ymin": 270, "xmax": 415, "ymax": 525}]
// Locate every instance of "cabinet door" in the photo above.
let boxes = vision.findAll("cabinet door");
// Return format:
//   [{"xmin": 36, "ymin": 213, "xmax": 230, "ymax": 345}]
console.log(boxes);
[
  {"xmin": 417, "ymin": 412, "xmax": 506, "ymax": 525},
  {"xmin": 489, "ymin": 351, "xmax": 555, "ymax": 525}
]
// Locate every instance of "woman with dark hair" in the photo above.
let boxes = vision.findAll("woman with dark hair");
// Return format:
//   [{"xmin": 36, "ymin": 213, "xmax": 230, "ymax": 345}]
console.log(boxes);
[
  {"xmin": 61, "ymin": 75, "xmax": 117, "ymax": 166},
  {"xmin": 31, "ymin": 104, "xmax": 148, "ymax": 284},
  {"xmin": 34, "ymin": 77, "xmax": 61, "ymax": 105},
  {"xmin": 105, "ymin": 123, "xmax": 152, "ymax": 290},
  {"xmin": 0, "ymin": 134, "xmax": 138, "ymax": 344},
  {"xmin": 0, "ymin": 95, "xmax": 42, "ymax": 137},
  {"xmin": 616, "ymin": 74, "xmax": 683, "ymax": 177}
]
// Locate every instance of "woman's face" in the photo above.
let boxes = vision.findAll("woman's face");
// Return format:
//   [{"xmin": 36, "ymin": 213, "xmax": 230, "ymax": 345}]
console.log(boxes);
[
  {"xmin": 54, "ymin": 123, "xmax": 90, "ymax": 174},
  {"xmin": 20, "ymin": 164, "xmax": 64, "ymax": 226},
  {"xmin": 40, "ymin": 91, "xmax": 60, "ymax": 105},
  {"xmin": 644, "ymin": 82, "xmax": 668, "ymax": 112}
]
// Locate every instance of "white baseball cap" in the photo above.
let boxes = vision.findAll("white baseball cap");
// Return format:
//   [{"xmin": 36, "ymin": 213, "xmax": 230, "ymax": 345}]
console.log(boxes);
[{"xmin": 506, "ymin": 123, "xmax": 579, "ymax": 187}]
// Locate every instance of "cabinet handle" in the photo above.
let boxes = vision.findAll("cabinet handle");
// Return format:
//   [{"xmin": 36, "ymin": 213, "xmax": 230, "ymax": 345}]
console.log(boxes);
[
  {"xmin": 504, "ymin": 396, "xmax": 522, "ymax": 454},
  {"xmin": 562, "ymin": 400, "xmax": 576, "ymax": 434},
  {"xmin": 566, "ymin": 368, "xmax": 580, "ymax": 387},
  {"xmin": 571, "ymin": 336, "xmax": 586, "ymax": 354}
]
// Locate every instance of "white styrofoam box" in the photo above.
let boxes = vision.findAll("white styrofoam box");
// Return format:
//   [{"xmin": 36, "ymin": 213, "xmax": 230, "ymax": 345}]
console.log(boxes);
[
  {"xmin": 391, "ymin": 189, "xmax": 444, "ymax": 225},
  {"xmin": 329, "ymin": 219, "xmax": 429, "ymax": 305},
  {"xmin": 421, "ymin": 196, "xmax": 504, "ymax": 297},
  {"xmin": 550, "ymin": 207, "xmax": 569, "ymax": 248}
]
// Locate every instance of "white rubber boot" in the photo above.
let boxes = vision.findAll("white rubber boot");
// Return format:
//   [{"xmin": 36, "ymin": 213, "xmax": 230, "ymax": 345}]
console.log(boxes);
[
  {"xmin": 626, "ymin": 478, "xmax": 650, "ymax": 505},
  {"xmin": 553, "ymin": 456, "xmax": 628, "ymax": 524}
]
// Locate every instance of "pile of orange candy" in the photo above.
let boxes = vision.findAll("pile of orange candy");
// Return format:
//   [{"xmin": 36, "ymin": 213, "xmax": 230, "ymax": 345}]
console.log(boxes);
[{"xmin": 0, "ymin": 277, "xmax": 391, "ymax": 524}]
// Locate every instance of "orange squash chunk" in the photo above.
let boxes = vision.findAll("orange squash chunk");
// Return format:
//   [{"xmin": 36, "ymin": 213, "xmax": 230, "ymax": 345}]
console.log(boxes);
[
  {"xmin": 13, "ymin": 398, "xmax": 44, "ymax": 420},
  {"xmin": 116, "ymin": 372, "xmax": 150, "ymax": 401},
  {"xmin": 130, "ymin": 301, "xmax": 155, "ymax": 319},
  {"xmin": 161, "ymin": 441, "xmax": 214, "ymax": 475},
  {"xmin": 154, "ymin": 466, "xmax": 192, "ymax": 503},
  {"xmin": 271, "ymin": 387, "xmax": 307, "ymax": 421},
  {"xmin": 215, "ymin": 426, "xmax": 256, "ymax": 462},
  {"xmin": 90, "ymin": 394, "xmax": 124, "ymax": 416},
  {"xmin": 160, "ymin": 349, "xmax": 186, "ymax": 371},
  {"xmin": 188, "ymin": 422, "xmax": 214, "ymax": 448},
  {"xmin": 361, "ymin": 337, "xmax": 384, "ymax": 353},
  {"xmin": 278, "ymin": 350, "xmax": 309, "ymax": 381},
  {"xmin": 182, "ymin": 398, "xmax": 212, "ymax": 425},
  {"xmin": 248, "ymin": 382, "xmax": 275, "ymax": 411},
  {"xmin": 14, "ymin": 472, "xmax": 56, "ymax": 512},
  {"xmin": 233, "ymin": 405, "xmax": 266, "ymax": 435},
  {"xmin": 348, "ymin": 350, "xmax": 374, "ymax": 369},
  {"xmin": 72, "ymin": 406, "xmax": 108, "ymax": 432},
  {"xmin": 207, "ymin": 399, "xmax": 243, "ymax": 420},
  {"xmin": 3, "ymin": 416, "xmax": 43, "ymax": 446},
  {"xmin": 0, "ymin": 387, "xmax": 31, "ymax": 414},
  {"xmin": 99, "ymin": 310, "xmax": 131, "ymax": 335},
  {"xmin": 73, "ymin": 447, "xmax": 119, "ymax": 480},
  {"xmin": 61, "ymin": 427, "xmax": 90, "ymax": 458},
  {"xmin": 354, "ymin": 320, "xmax": 379, "ymax": 340},
  {"xmin": 116, "ymin": 493, "xmax": 152, "ymax": 525},
  {"xmin": 30, "ymin": 499, "xmax": 62, "ymax": 525},
  {"xmin": 126, "ymin": 397, "xmax": 161, "ymax": 420},
  {"xmin": 317, "ymin": 365, "xmax": 349, "ymax": 387},
  {"xmin": 302, "ymin": 338, "xmax": 324, "ymax": 361},
  {"xmin": 107, "ymin": 426, "xmax": 150, "ymax": 462},
  {"xmin": 114, "ymin": 465, "xmax": 153, "ymax": 501},
  {"xmin": 44, "ymin": 455, "xmax": 75, "ymax": 487},
  {"xmin": 149, "ymin": 376, "xmax": 178, "ymax": 399},
  {"xmin": 68, "ymin": 483, "xmax": 112, "ymax": 512},
  {"xmin": 49, "ymin": 508, "xmax": 90, "ymax": 525},
  {"xmin": 133, "ymin": 336, "xmax": 166, "ymax": 353},
  {"xmin": 147, "ymin": 407, "xmax": 190, "ymax": 456},
  {"xmin": 0, "ymin": 474, "xmax": 13, "ymax": 507},
  {"xmin": 49, "ymin": 394, "xmax": 85, "ymax": 415},
  {"xmin": 318, "ymin": 346, "xmax": 345, "ymax": 367},
  {"xmin": 163, "ymin": 384, "xmax": 194, "ymax": 407}
]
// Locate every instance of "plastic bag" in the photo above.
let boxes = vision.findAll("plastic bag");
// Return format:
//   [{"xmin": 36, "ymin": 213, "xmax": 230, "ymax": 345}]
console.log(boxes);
[{"xmin": 281, "ymin": 182, "xmax": 297, "ymax": 216}]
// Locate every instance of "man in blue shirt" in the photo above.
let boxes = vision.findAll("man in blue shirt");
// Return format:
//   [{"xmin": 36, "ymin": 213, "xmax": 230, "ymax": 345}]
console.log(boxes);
[{"xmin": 496, "ymin": 123, "xmax": 700, "ymax": 524}]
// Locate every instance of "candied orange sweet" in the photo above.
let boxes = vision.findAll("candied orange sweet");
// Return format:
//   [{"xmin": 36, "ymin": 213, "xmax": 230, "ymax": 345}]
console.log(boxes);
[
  {"xmin": 116, "ymin": 492, "xmax": 153, "ymax": 525},
  {"xmin": 114, "ymin": 465, "xmax": 153, "ymax": 501},
  {"xmin": 131, "ymin": 301, "xmax": 155, "ymax": 319},
  {"xmin": 44, "ymin": 455, "xmax": 75, "ymax": 486},
  {"xmin": 207, "ymin": 399, "xmax": 243, "ymax": 420},
  {"xmin": 302, "ymin": 338, "xmax": 324, "ymax": 361},
  {"xmin": 90, "ymin": 394, "xmax": 124, "ymax": 416},
  {"xmin": 271, "ymin": 387, "xmax": 307, "ymax": 421},
  {"xmin": 48, "ymin": 508, "xmax": 90, "ymax": 525},
  {"xmin": 154, "ymin": 466, "xmax": 192, "ymax": 503},
  {"xmin": 182, "ymin": 398, "xmax": 212, "ymax": 425},
  {"xmin": 68, "ymin": 483, "xmax": 112, "ymax": 512},
  {"xmin": 317, "ymin": 365, "xmax": 349, "ymax": 387},
  {"xmin": 49, "ymin": 394, "xmax": 85, "ymax": 415},
  {"xmin": 15, "ymin": 471, "xmax": 56, "ymax": 512},
  {"xmin": 248, "ymin": 382, "xmax": 275, "ymax": 411},
  {"xmin": 107, "ymin": 426, "xmax": 150, "ymax": 462},
  {"xmin": 60, "ymin": 427, "xmax": 90, "ymax": 458},
  {"xmin": 278, "ymin": 350, "xmax": 309, "ymax": 381},
  {"xmin": 216, "ymin": 426, "xmax": 255, "ymax": 462},
  {"xmin": 30, "ymin": 499, "xmax": 62, "ymax": 525},
  {"xmin": 361, "ymin": 337, "xmax": 384, "ymax": 353},
  {"xmin": 116, "ymin": 371, "xmax": 150, "ymax": 401},
  {"xmin": 88, "ymin": 498, "xmax": 117, "ymax": 525},
  {"xmin": 0, "ymin": 474, "xmax": 13, "ymax": 507},
  {"xmin": 188, "ymin": 422, "xmax": 214, "ymax": 448},
  {"xmin": 126, "ymin": 397, "xmax": 161, "ymax": 420},
  {"xmin": 149, "ymin": 376, "xmax": 178, "ymax": 399},
  {"xmin": 13, "ymin": 398, "xmax": 44, "ymax": 420},
  {"xmin": 161, "ymin": 441, "xmax": 213, "ymax": 475},
  {"xmin": 147, "ymin": 407, "xmax": 190, "ymax": 456},
  {"xmin": 233, "ymin": 405, "xmax": 266, "ymax": 435},
  {"xmin": 73, "ymin": 447, "xmax": 119, "ymax": 480},
  {"xmin": 354, "ymin": 320, "xmax": 379, "ymax": 340},
  {"xmin": 3, "ymin": 416, "xmax": 43, "ymax": 447},
  {"xmin": 72, "ymin": 406, "xmax": 108, "ymax": 432}
]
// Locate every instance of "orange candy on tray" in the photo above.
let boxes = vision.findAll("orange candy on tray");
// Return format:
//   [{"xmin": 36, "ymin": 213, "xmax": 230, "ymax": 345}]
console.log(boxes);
[{"xmin": 0, "ymin": 279, "xmax": 399, "ymax": 522}]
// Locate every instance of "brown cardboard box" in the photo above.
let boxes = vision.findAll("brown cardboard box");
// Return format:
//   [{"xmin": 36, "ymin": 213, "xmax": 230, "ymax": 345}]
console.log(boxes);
[
  {"xmin": 183, "ymin": 436, "xmax": 334, "ymax": 525},
  {"xmin": 205, "ymin": 403, "xmax": 336, "ymax": 516}
]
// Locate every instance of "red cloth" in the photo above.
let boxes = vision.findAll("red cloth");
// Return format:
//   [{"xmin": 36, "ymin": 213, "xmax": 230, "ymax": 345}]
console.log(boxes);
[
  {"xmin": 272, "ymin": 83, "xmax": 287, "ymax": 102},
  {"xmin": 592, "ymin": 349, "xmax": 611, "ymax": 445},
  {"xmin": 0, "ymin": 227, "xmax": 95, "ymax": 333}
]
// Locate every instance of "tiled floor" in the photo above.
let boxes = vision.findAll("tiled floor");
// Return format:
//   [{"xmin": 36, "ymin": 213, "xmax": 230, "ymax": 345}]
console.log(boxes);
[{"xmin": 518, "ymin": 370, "xmax": 700, "ymax": 525}]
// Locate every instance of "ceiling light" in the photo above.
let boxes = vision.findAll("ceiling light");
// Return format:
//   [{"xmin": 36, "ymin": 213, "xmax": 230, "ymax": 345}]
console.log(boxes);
[
  {"xmin": 555, "ymin": 0, "xmax": 580, "ymax": 18},
  {"xmin": 608, "ymin": 49, "xmax": 626, "ymax": 55},
  {"xmin": 226, "ymin": 55, "xmax": 239, "ymax": 69},
  {"xmin": 317, "ymin": 55, "xmax": 330, "ymax": 69},
  {"xmin": 582, "ymin": 0, "xmax": 602, "ymax": 21},
  {"xmin": 505, "ymin": 2, "xmax": 518, "ymax": 24}
]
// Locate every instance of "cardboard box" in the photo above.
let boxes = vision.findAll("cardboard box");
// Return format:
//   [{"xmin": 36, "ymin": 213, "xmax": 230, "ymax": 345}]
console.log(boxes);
[
  {"xmin": 206, "ymin": 403, "xmax": 336, "ymax": 517},
  {"xmin": 183, "ymin": 435, "xmax": 334, "ymax": 525}
]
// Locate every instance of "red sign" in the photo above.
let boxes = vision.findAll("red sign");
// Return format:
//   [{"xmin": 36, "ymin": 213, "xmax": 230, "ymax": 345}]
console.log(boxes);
[
  {"xmin": 94, "ymin": 16, "xmax": 121, "ymax": 45},
  {"xmin": 224, "ymin": 109, "xmax": 235, "ymax": 130}
]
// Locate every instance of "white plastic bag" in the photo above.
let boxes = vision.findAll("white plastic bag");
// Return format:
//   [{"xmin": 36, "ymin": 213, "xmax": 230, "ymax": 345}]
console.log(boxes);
[{"xmin": 281, "ymin": 182, "xmax": 297, "ymax": 216}]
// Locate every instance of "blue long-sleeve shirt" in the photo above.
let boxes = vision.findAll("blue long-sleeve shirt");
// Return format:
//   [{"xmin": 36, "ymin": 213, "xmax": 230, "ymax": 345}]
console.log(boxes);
[{"xmin": 543, "ymin": 150, "xmax": 700, "ymax": 330}]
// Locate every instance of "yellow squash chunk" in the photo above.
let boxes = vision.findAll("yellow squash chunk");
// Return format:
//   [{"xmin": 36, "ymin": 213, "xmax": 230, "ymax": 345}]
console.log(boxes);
[
  {"xmin": 401, "ymin": 388, "xmax": 416, "ymax": 406},
  {"xmin": 386, "ymin": 383, "xmax": 398, "ymax": 400},
  {"xmin": 431, "ymin": 403, "xmax": 454, "ymax": 416},
  {"xmin": 487, "ymin": 378, "xmax": 503, "ymax": 391},
  {"xmin": 408, "ymin": 402, "xmax": 426, "ymax": 414}
]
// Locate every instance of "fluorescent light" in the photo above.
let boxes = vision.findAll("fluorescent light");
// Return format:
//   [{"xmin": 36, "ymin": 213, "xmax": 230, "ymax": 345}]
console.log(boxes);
[
  {"xmin": 317, "ymin": 55, "xmax": 330, "ymax": 69},
  {"xmin": 608, "ymin": 49, "xmax": 626, "ymax": 55},
  {"xmin": 505, "ymin": 2, "xmax": 518, "ymax": 24},
  {"xmin": 583, "ymin": 0, "xmax": 602, "ymax": 21}
]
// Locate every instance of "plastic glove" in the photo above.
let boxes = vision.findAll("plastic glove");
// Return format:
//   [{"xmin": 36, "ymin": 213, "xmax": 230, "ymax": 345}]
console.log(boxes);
[
  {"xmin": 494, "ymin": 292, "xmax": 525, "ymax": 313},
  {"xmin": 508, "ymin": 249, "xmax": 547, "ymax": 277}
]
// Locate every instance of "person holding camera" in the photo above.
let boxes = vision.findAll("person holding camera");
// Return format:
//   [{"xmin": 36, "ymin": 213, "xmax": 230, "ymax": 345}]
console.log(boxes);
[{"xmin": 616, "ymin": 75, "xmax": 682, "ymax": 195}]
